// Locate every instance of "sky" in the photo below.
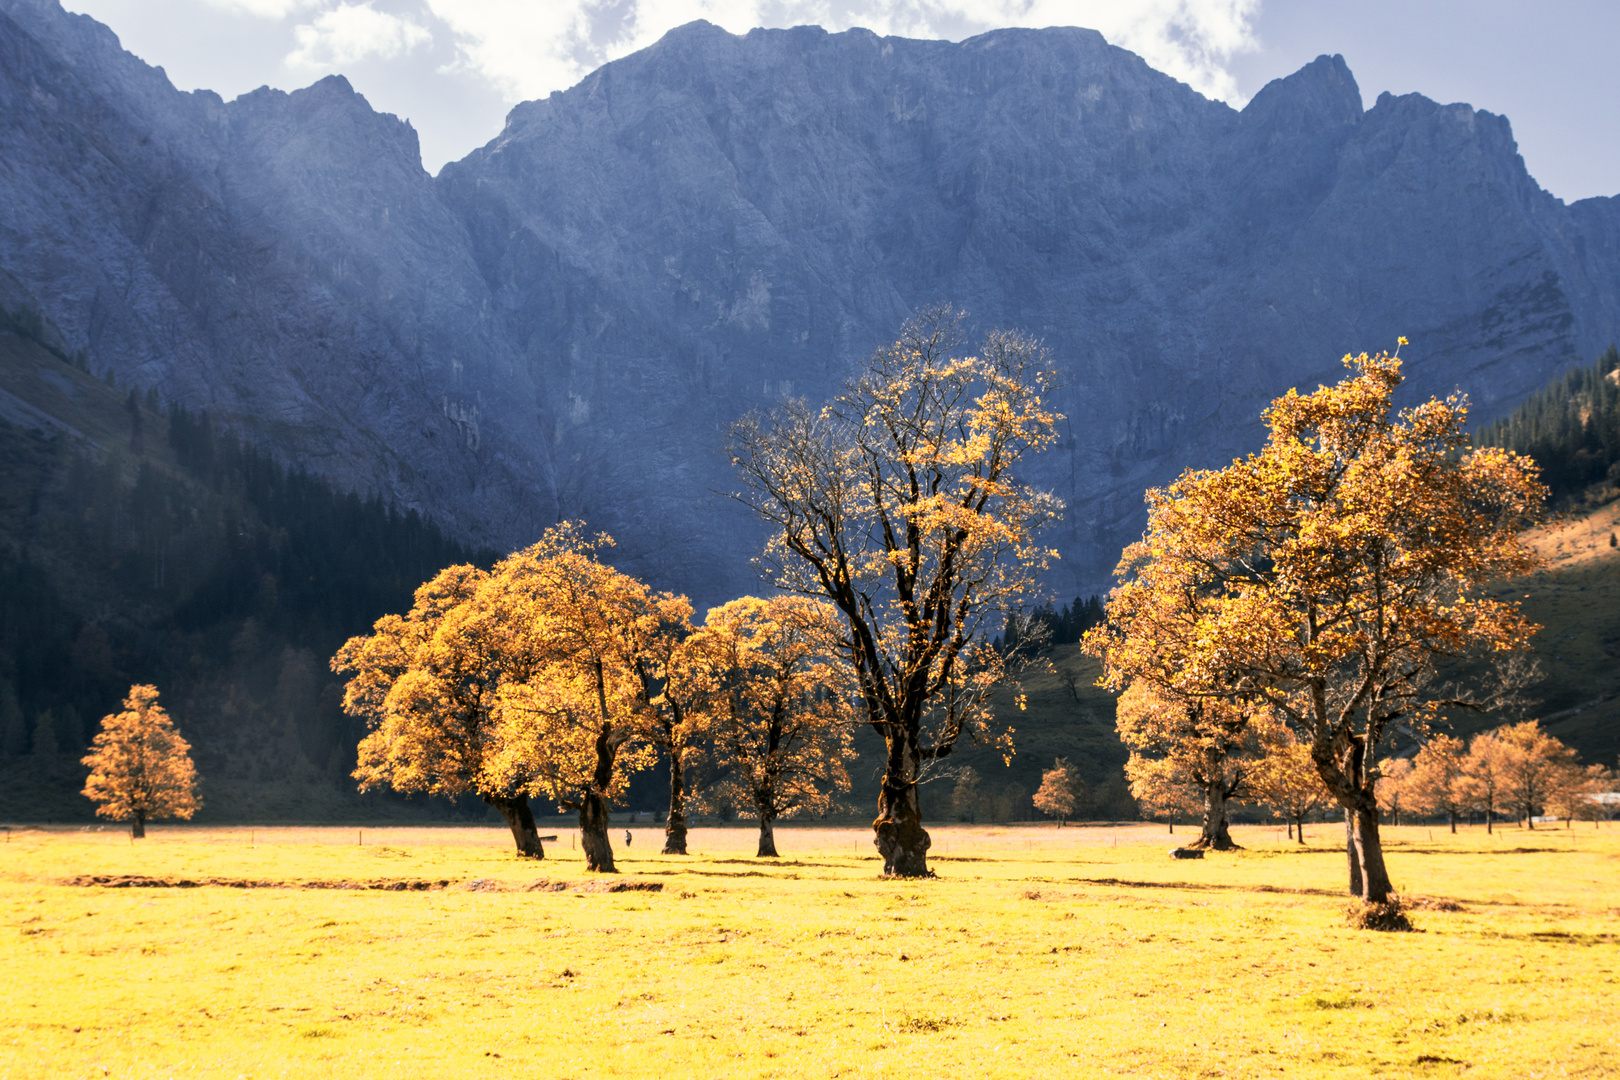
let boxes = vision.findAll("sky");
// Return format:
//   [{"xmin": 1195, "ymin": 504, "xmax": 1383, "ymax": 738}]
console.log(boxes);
[{"xmin": 59, "ymin": 0, "xmax": 1620, "ymax": 201}]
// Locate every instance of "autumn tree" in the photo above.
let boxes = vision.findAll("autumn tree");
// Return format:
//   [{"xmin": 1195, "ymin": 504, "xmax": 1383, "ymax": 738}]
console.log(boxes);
[
  {"xmin": 334, "ymin": 563, "xmax": 551, "ymax": 858},
  {"xmin": 693, "ymin": 596, "xmax": 855, "ymax": 857},
  {"xmin": 1491, "ymin": 720, "xmax": 1580, "ymax": 829},
  {"xmin": 1460, "ymin": 729, "xmax": 1510, "ymax": 833},
  {"xmin": 1375, "ymin": 757, "xmax": 1412, "ymax": 826},
  {"xmin": 1086, "ymin": 349, "xmax": 1543, "ymax": 906},
  {"xmin": 729, "ymin": 307, "xmax": 1061, "ymax": 876},
  {"xmin": 1547, "ymin": 763, "xmax": 1609, "ymax": 827},
  {"xmin": 1123, "ymin": 755, "xmax": 1203, "ymax": 834},
  {"xmin": 647, "ymin": 624, "xmax": 709, "ymax": 855},
  {"xmin": 1032, "ymin": 757, "xmax": 1082, "ymax": 826},
  {"xmin": 81, "ymin": 685, "xmax": 200, "ymax": 838},
  {"xmin": 949, "ymin": 767, "xmax": 983, "ymax": 823},
  {"xmin": 1402, "ymin": 733, "xmax": 1470, "ymax": 832},
  {"xmin": 1114, "ymin": 682, "xmax": 1259, "ymax": 849},
  {"xmin": 483, "ymin": 528, "xmax": 680, "ymax": 872},
  {"xmin": 1248, "ymin": 714, "xmax": 1330, "ymax": 842}
]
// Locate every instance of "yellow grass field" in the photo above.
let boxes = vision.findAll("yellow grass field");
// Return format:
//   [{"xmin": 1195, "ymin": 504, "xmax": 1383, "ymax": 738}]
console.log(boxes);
[{"xmin": 3, "ymin": 822, "xmax": 1617, "ymax": 1079}]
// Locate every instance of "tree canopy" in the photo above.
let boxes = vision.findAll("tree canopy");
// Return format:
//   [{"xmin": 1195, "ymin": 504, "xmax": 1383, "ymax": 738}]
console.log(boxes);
[
  {"xmin": 729, "ymin": 306, "xmax": 1061, "ymax": 876},
  {"xmin": 1086, "ymin": 348, "xmax": 1544, "ymax": 905},
  {"xmin": 81, "ymin": 685, "xmax": 199, "ymax": 837}
]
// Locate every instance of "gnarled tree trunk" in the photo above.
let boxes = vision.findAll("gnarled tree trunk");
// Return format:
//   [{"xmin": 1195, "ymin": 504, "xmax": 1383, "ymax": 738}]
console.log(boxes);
[
  {"xmin": 874, "ymin": 781, "xmax": 930, "ymax": 877},
  {"xmin": 580, "ymin": 791, "xmax": 615, "ymax": 872},
  {"xmin": 757, "ymin": 815, "xmax": 778, "ymax": 858},
  {"xmin": 663, "ymin": 749, "xmax": 689, "ymax": 855},
  {"xmin": 485, "ymin": 794, "xmax": 545, "ymax": 858},
  {"xmin": 131, "ymin": 810, "xmax": 146, "ymax": 840},
  {"xmin": 1194, "ymin": 776, "xmax": 1239, "ymax": 850}
]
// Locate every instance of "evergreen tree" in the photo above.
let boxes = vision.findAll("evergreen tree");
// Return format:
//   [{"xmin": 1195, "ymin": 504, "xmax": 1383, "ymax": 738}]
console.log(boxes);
[{"xmin": 1476, "ymin": 344, "xmax": 1620, "ymax": 506}]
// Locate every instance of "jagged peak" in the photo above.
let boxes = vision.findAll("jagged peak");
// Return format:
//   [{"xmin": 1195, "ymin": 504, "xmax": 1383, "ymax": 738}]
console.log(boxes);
[{"xmin": 1241, "ymin": 53, "xmax": 1362, "ymax": 130}]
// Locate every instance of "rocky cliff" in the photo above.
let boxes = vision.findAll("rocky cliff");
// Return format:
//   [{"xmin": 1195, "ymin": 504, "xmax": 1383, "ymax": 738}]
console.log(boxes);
[{"xmin": 3, "ymin": 1, "xmax": 1618, "ymax": 606}]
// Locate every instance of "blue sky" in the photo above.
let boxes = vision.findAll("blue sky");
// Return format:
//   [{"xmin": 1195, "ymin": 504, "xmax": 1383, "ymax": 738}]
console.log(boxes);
[{"xmin": 62, "ymin": 0, "xmax": 1620, "ymax": 201}]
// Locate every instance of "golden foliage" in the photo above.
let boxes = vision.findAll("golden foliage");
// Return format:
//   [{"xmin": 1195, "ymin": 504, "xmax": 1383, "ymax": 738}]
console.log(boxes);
[
  {"xmin": 729, "ymin": 307, "xmax": 1061, "ymax": 839},
  {"xmin": 1087, "ymin": 349, "xmax": 1545, "ymax": 894},
  {"xmin": 1031, "ymin": 757, "xmax": 1081, "ymax": 823},
  {"xmin": 1247, "ymin": 713, "xmax": 1331, "ymax": 825},
  {"xmin": 333, "ymin": 523, "xmax": 678, "ymax": 816},
  {"xmin": 1402, "ymin": 733, "xmax": 1470, "ymax": 824},
  {"xmin": 690, "ymin": 595, "xmax": 855, "ymax": 823},
  {"xmin": 80, "ymin": 684, "xmax": 199, "ymax": 827}
]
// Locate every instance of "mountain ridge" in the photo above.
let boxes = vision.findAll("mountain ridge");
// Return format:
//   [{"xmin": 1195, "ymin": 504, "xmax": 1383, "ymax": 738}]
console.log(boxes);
[{"xmin": 2, "ymin": 0, "xmax": 1618, "ymax": 607}]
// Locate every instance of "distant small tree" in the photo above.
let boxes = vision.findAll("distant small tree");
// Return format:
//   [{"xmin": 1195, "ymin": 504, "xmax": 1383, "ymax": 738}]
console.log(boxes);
[
  {"xmin": 950, "ymin": 768, "xmax": 983, "ymax": 823},
  {"xmin": 81, "ymin": 685, "xmax": 200, "ymax": 838},
  {"xmin": 1461, "ymin": 729, "xmax": 1511, "ymax": 833},
  {"xmin": 1033, "ymin": 757, "xmax": 1081, "ymax": 826},
  {"xmin": 1123, "ymin": 755, "xmax": 1203, "ymax": 834},
  {"xmin": 1403, "ymin": 734, "xmax": 1470, "ymax": 832},
  {"xmin": 1248, "ymin": 714, "xmax": 1329, "ymax": 842},
  {"xmin": 1547, "ymin": 763, "xmax": 1608, "ymax": 828},
  {"xmin": 1492, "ymin": 721, "xmax": 1579, "ymax": 828},
  {"xmin": 1376, "ymin": 757, "xmax": 1414, "ymax": 826}
]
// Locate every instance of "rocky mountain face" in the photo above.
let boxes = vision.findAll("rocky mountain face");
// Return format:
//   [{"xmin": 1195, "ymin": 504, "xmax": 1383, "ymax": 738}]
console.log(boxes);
[{"xmin": 3, "ymin": 0, "xmax": 1618, "ymax": 607}]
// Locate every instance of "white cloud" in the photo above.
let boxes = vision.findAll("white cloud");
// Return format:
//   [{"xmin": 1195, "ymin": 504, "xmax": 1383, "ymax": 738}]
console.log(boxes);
[
  {"xmin": 423, "ymin": 0, "xmax": 596, "ymax": 102},
  {"xmin": 200, "ymin": 0, "xmax": 319, "ymax": 18},
  {"xmin": 427, "ymin": 0, "xmax": 1260, "ymax": 106},
  {"xmin": 286, "ymin": 2, "xmax": 432, "ymax": 69}
]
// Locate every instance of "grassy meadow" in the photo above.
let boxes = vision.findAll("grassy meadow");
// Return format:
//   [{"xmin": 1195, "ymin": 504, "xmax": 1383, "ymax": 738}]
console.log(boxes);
[{"xmin": 3, "ymin": 822, "xmax": 1617, "ymax": 1078}]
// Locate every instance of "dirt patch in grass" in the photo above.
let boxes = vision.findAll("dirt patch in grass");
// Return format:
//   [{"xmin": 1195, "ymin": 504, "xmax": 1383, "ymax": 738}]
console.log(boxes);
[{"xmin": 61, "ymin": 874, "xmax": 451, "ymax": 891}]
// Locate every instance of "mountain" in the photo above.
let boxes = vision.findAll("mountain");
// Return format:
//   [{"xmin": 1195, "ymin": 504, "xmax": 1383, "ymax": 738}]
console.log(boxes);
[{"xmin": 3, "ymin": 0, "xmax": 1619, "ymax": 609}]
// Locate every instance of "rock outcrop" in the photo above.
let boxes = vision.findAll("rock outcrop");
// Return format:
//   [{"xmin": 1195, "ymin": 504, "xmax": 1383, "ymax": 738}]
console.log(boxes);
[{"xmin": 3, "ymin": 2, "xmax": 1617, "ymax": 604}]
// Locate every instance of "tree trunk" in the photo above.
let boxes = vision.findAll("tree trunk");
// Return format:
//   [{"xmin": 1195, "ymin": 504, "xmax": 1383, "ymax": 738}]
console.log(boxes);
[
  {"xmin": 757, "ymin": 815, "xmax": 779, "ymax": 858},
  {"xmin": 1195, "ymin": 778, "xmax": 1239, "ymax": 849},
  {"xmin": 1448, "ymin": 811, "xmax": 1456, "ymax": 834},
  {"xmin": 663, "ymin": 748, "xmax": 689, "ymax": 855},
  {"xmin": 131, "ymin": 810, "xmax": 145, "ymax": 840},
  {"xmin": 1294, "ymin": 815, "xmax": 1305, "ymax": 844},
  {"xmin": 1286, "ymin": 820, "xmax": 1293, "ymax": 840},
  {"xmin": 1349, "ymin": 803, "xmax": 1394, "ymax": 903},
  {"xmin": 873, "ymin": 781, "xmax": 931, "ymax": 877},
  {"xmin": 1344, "ymin": 808, "xmax": 1362, "ymax": 896},
  {"xmin": 1485, "ymin": 796, "xmax": 1494, "ymax": 834},
  {"xmin": 485, "ymin": 794, "xmax": 545, "ymax": 859},
  {"xmin": 580, "ymin": 791, "xmax": 615, "ymax": 872}
]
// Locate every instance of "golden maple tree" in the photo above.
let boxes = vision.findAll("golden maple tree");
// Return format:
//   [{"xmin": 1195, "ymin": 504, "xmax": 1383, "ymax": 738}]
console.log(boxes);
[
  {"xmin": 1087, "ymin": 349, "xmax": 1543, "ymax": 905},
  {"xmin": 1031, "ymin": 757, "xmax": 1082, "ymax": 826},
  {"xmin": 1247, "ymin": 714, "xmax": 1330, "ymax": 842},
  {"xmin": 1488, "ymin": 720, "xmax": 1580, "ymax": 829},
  {"xmin": 484, "ymin": 532, "xmax": 680, "ymax": 872},
  {"xmin": 690, "ymin": 595, "xmax": 855, "ymax": 857},
  {"xmin": 1400, "ymin": 733, "xmax": 1470, "ymax": 832},
  {"xmin": 334, "ymin": 561, "xmax": 555, "ymax": 857},
  {"xmin": 81, "ymin": 684, "xmax": 200, "ymax": 838},
  {"xmin": 729, "ymin": 307, "xmax": 1061, "ymax": 876}
]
